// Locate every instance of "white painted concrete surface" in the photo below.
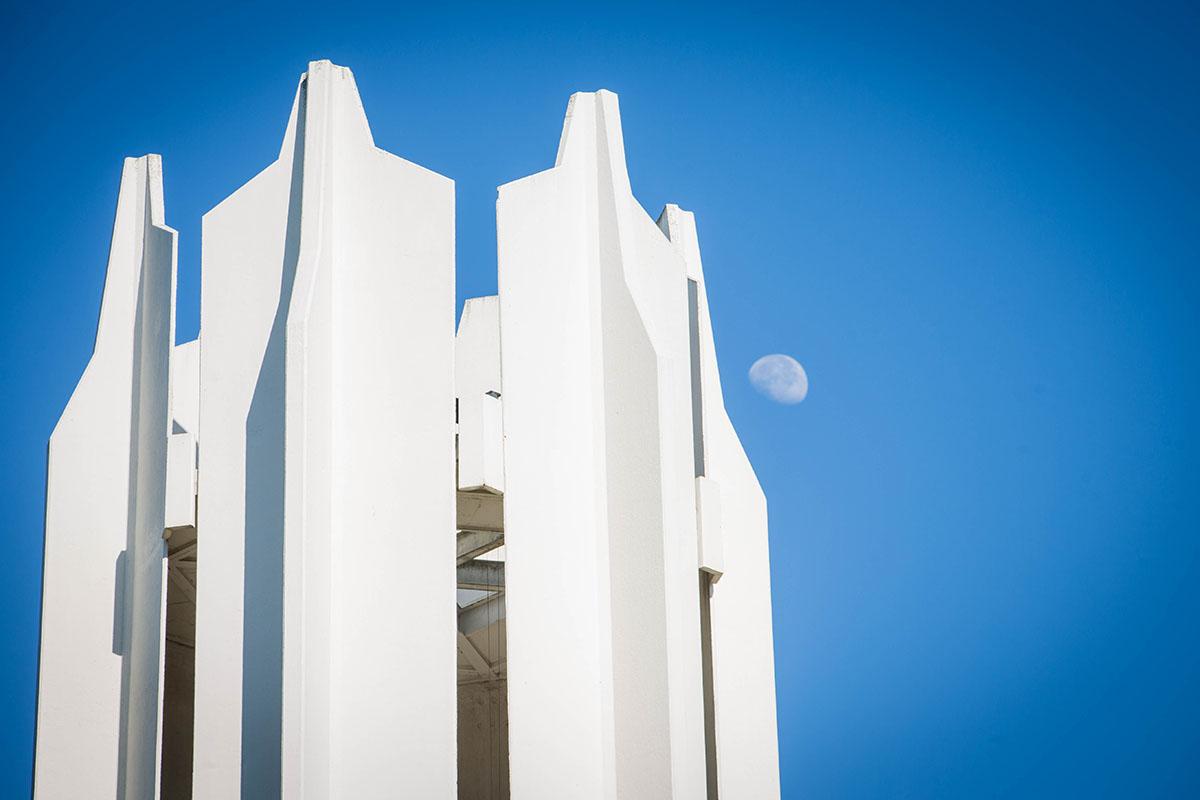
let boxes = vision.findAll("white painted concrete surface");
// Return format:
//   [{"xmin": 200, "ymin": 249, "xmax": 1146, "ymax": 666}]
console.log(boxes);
[
  {"xmin": 36, "ymin": 155, "xmax": 176, "ymax": 800},
  {"xmin": 36, "ymin": 63, "xmax": 779, "ymax": 800},
  {"xmin": 280, "ymin": 60, "xmax": 456, "ymax": 799},
  {"xmin": 195, "ymin": 60, "xmax": 456, "ymax": 798},
  {"xmin": 499, "ymin": 91, "xmax": 710, "ymax": 800},
  {"xmin": 456, "ymin": 296, "xmax": 505, "ymax": 495},
  {"xmin": 661, "ymin": 203, "xmax": 782, "ymax": 798}
]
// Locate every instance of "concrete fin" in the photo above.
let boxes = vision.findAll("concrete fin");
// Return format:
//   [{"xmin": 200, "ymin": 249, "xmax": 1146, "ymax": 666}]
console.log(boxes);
[
  {"xmin": 278, "ymin": 60, "xmax": 374, "ymax": 160},
  {"xmin": 501, "ymin": 87, "xmax": 707, "ymax": 799},
  {"xmin": 657, "ymin": 204, "xmax": 780, "ymax": 797},
  {"xmin": 553, "ymin": 90, "xmax": 633, "ymax": 200},
  {"xmin": 657, "ymin": 203, "xmax": 728, "ymax": 410},
  {"xmin": 284, "ymin": 59, "xmax": 379, "ymax": 326},
  {"xmin": 90, "ymin": 155, "xmax": 172, "ymax": 358},
  {"xmin": 37, "ymin": 153, "xmax": 176, "ymax": 800},
  {"xmin": 278, "ymin": 57, "xmax": 458, "ymax": 796}
]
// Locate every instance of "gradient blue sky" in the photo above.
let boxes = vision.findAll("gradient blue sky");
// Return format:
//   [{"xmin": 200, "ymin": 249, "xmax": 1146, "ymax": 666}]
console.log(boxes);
[{"xmin": 2, "ymin": 2, "xmax": 1197, "ymax": 797}]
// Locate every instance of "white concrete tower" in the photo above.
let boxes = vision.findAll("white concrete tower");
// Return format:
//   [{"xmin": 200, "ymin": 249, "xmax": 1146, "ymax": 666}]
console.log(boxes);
[{"xmin": 35, "ymin": 63, "xmax": 778, "ymax": 800}]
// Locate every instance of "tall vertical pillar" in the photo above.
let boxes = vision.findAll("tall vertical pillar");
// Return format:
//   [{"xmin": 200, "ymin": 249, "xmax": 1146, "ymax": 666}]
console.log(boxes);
[
  {"xmin": 498, "ymin": 91, "xmax": 708, "ymax": 799},
  {"xmin": 35, "ymin": 155, "xmax": 177, "ymax": 799},
  {"xmin": 194, "ymin": 60, "xmax": 456, "ymax": 798},
  {"xmin": 659, "ymin": 205, "xmax": 782, "ymax": 798}
]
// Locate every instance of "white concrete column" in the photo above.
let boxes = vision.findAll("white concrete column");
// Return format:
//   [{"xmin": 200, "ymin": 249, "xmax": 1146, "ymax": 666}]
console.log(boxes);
[
  {"xmin": 498, "ymin": 91, "xmax": 708, "ymax": 799},
  {"xmin": 193, "ymin": 60, "xmax": 456, "ymax": 799},
  {"xmin": 282, "ymin": 58, "xmax": 457, "ymax": 799},
  {"xmin": 35, "ymin": 154, "xmax": 176, "ymax": 800},
  {"xmin": 659, "ymin": 204, "xmax": 782, "ymax": 799},
  {"xmin": 193, "ymin": 79, "xmax": 300, "ymax": 799}
]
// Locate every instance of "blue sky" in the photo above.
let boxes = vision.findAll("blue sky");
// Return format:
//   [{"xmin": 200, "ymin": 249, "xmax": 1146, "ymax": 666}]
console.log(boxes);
[{"xmin": 1, "ymin": 1, "xmax": 1197, "ymax": 796}]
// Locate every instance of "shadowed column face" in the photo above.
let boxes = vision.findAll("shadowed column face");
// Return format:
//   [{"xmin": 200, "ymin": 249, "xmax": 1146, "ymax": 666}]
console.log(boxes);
[{"xmin": 193, "ymin": 81, "xmax": 299, "ymax": 800}]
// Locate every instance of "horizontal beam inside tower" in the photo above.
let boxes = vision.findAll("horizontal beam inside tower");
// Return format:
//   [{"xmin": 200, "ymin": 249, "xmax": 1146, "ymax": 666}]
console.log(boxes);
[
  {"xmin": 456, "ymin": 529, "xmax": 503, "ymax": 564},
  {"xmin": 457, "ymin": 560, "xmax": 504, "ymax": 591}
]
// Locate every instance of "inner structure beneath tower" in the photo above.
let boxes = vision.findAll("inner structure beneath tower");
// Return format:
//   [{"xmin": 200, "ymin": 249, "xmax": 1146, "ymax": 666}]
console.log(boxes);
[
  {"xmin": 161, "ymin": 530, "xmax": 197, "ymax": 800},
  {"xmin": 456, "ymin": 479, "xmax": 509, "ymax": 798},
  {"xmin": 454, "ymin": 295, "xmax": 510, "ymax": 800}
]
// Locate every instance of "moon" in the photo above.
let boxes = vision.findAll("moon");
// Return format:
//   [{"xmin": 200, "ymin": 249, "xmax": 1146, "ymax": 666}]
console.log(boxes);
[{"xmin": 748, "ymin": 354, "xmax": 808, "ymax": 404}]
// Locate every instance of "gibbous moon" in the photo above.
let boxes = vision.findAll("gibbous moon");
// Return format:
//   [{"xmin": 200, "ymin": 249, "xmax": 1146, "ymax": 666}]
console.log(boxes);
[{"xmin": 748, "ymin": 354, "xmax": 808, "ymax": 404}]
